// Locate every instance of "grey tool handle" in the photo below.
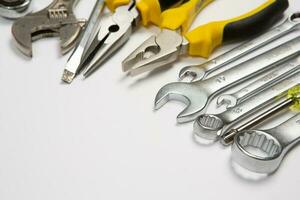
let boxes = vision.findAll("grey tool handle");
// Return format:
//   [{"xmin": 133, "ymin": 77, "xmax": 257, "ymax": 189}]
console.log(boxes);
[
  {"xmin": 202, "ymin": 36, "xmax": 300, "ymax": 93},
  {"xmin": 217, "ymin": 59, "xmax": 300, "ymax": 108},
  {"xmin": 220, "ymin": 70, "xmax": 300, "ymax": 135},
  {"xmin": 179, "ymin": 13, "xmax": 300, "ymax": 81}
]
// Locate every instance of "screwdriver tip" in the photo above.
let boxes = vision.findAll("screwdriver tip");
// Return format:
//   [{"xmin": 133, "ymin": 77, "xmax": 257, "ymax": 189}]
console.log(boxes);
[{"xmin": 62, "ymin": 69, "xmax": 75, "ymax": 84}]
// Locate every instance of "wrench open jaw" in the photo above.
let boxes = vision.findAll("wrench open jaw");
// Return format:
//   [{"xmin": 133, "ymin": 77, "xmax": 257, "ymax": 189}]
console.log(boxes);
[
  {"xmin": 154, "ymin": 81, "xmax": 210, "ymax": 123},
  {"xmin": 11, "ymin": 0, "xmax": 83, "ymax": 57}
]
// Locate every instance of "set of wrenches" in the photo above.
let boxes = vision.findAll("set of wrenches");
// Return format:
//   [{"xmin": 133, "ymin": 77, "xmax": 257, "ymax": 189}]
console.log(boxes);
[{"xmin": 155, "ymin": 13, "xmax": 300, "ymax": 175}]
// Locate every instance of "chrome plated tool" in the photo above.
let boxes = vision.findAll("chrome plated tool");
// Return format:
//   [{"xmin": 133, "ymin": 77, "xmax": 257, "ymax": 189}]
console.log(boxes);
[
  {"xmin": 232, "ymin": 113, "xmax": 300, "ymax": 174},
  {"xmin": 194, "ymin": 69, "xmax": 300, "ymax": 141},
  {"xmin": 62, "ymin": 0, "xmax": 105, "ymax": 83},
  {"xmin": 222, "ymin": 85, "xmax": 300, "ymax": 145},
  {"xmin": 123, "ymin": 0, "xmax": 289, "ymax": 76},
  {"xmin": 12, "ymin": 0, "xmax": 83, "ymax": 57},
  {"xmin": 215, "ymin": 59, "xmax": 300, "ymax": 114},
  {"xmin": 0, "ymin": 0, "xmax": 31, "ymax": 19},
  {"xmin": 155, "ymin": 36, "xmax": 300, "ymax": 123},
  {"xmin": 179, "ymin": 13, "xmax": 300, "ymax": 81},
  {"xmin": 80, "ymin": 0, "xmax": 187, "ymax": 78}
]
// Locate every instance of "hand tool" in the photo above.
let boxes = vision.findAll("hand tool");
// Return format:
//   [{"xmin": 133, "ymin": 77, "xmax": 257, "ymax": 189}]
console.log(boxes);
[
  {"xmin": 232, "ymin": 113, "xmax": 300, "ymax": 174},
  {"xmin": 180, "ymin": 12, "xmax": 300, "ymax": 82},
  {"xmin": 193, "ymin": 67, "xmax": 300, "ymax": 141},
  {"xmin": 223, "ymin": 85, "xmax": 300, "ymax": 145},
  {"xmin": 12, "ymin": 0, "xmax": 84, "ymax": 57},
  {"xmin": 215, "ymin": 59, "xmax": 300, "ymax": 114},
  {"xmin": 62, "ymin": 0, "xmax": 105, "ymax": 83},
  {"xmin": 79, "ymin": 0, "xmax": 191, "ymax": 78},
  {"xmin": 154, "ymin": 36, "xmax": 300, "ymax": 123},
  {"xmin": 122, "ymin": 0, "xmax": 289, "ymax": 76},
  {"xmin": 0, "ymin": 0, "xmax": 31, "ymax": 19}
]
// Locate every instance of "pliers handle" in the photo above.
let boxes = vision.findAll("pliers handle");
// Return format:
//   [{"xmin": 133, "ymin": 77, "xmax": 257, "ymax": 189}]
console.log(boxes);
[{"xmin": 186, "ymin": 0, "xmax": 289, "ymax": 57}]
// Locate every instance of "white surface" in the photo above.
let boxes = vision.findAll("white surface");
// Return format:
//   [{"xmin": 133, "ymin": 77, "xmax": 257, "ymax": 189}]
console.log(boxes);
[{"xmin": 0, "ymin": 0, "xmax": 300, "ymax": 199}]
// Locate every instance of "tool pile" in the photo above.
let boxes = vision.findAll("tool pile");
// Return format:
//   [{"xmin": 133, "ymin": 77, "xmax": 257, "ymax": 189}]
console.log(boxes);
[{"xmin": 1, "ymin": 0, "xmax": 300, "ymax": 177}]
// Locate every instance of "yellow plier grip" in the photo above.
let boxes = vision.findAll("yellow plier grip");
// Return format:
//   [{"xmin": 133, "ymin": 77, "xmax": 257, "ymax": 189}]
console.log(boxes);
[
  {"xmin": 104, "ymin": 0, "xmax": 187, "ymax": 26},
  {"xmin": 185, "ymin": 0, "xmax": 289, "ymax": 58}
]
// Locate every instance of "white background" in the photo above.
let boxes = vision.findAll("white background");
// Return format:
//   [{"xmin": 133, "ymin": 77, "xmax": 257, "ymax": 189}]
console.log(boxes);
[{"xmin": 1, "ymin": 0, "xmax": 300, "ymax": 199}]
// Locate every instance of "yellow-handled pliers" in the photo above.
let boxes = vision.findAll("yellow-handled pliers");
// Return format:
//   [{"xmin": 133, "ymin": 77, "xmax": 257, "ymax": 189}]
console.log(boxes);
[
  {"xmin": 122, "ymin": 0, "xmax": 289, "ymax": 76},
  {"xmin": 77, "ymin": 0, "xmax": 188, "ymax": 79}
]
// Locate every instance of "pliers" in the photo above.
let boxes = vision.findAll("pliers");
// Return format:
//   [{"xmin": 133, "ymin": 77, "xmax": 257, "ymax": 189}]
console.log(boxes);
[
  {"xmin": 62, "ymin": 0, "xmax": 186, "ymax": 82},
  {"xmin": 122, "ymin": 0, "xmax": 289, "ymax": 76}
]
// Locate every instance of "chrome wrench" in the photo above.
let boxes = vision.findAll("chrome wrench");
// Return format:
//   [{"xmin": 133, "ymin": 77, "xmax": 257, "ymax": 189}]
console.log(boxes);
[
  {"xmin": 155, "ymin": 36, "xmax": 300, "ymax": 123},
  {"xmin": 193, "ymin": 68, "xmax": 300, "ymax": 141},
  {"xmin": 179, "ymin": 13, "xmax": 300, "ymax": 82},
  {"xmin": 232, "ymin": 113, "xmax": 300, "ymax": 174},
  {"xmin": 215, "ymin": 58, "xmax": 300, "ymax": 114}
]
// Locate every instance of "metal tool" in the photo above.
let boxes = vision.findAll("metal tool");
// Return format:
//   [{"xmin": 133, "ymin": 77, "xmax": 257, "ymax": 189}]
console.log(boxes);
[
  {"xmin": 62, "ymin": 0, "xmax": 105, "ymax": 83},
  {"xmin": 79, "ymin": 0, "xmax": 187, "ymax": 78},
  {"xmin": 12, "ymin": 0, "xmax": 83, "ymax": 57},
  {"xmin": 215, "ymin": 59, "xmax": 300, "ymax": 114},
  {"xmin": 0, "ymin": 0, "xmax": 31, "ymax": 19},
  {"xmin": 123, "ymin": 0, "xmax": 289, "ymax": 76},
  {"xmin": 232, "ymin": 113, "xmax": 300, "ymax": 174},
  {"xmin": 155, "ymin": 36, "xmax": 300, "ymax": 123},
  {"xmin": 222, "ymin": 85, "xmax": 300, "ymax": 145},
  {"xmin": 193, "ymin": 67, "xmax": 300, "ymax": 141},
  {"xmin": 179, "ymin": 12, "xmax": 300, "ymax": 81}
]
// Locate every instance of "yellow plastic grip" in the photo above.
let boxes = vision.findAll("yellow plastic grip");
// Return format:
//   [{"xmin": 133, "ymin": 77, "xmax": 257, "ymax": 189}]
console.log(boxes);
[
  {"xmin": 185, "ymin": 0, "xmax": 280, "ymax": 58},
  {"xmin": 159, "ymin": 0, "xmax": 214, "ymax": 33},
  {"xmin": 136, "ymin": 0, "xmax": 162, "ymax": 26},
  {"xmin": 287, "ymin": 85, "xmax": 300, "ymax": 111},
  {"xmin": 105, "ymin": 0, "xmax": 131, "ymax": 11}
]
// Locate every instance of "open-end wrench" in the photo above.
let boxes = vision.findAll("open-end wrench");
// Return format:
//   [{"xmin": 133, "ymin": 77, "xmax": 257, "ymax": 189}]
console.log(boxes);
[
  {"xmin": 193, "ymin": 68, "xmax": 300, "ymax": 141},
  {"xmin": 0, "ymin": 0, "xmax": 31, "ymax": 19},
  {"xmin": 179, "ymin": 13, "xmax": 300, "ymax": 82},
  {"xmin": 155, "ymin": 36, "xmax": 300, "ymax": 123},
  {"xmin": 232, "ymin": 113, "xmax": 300, "ymax": 174},
  {"xmin": 215, "ymin": 58, "xmax": 300, "ymax": 114},
  {"xmin": 12, "ymin": 0, "xmax": 83, "ymax": 57}
]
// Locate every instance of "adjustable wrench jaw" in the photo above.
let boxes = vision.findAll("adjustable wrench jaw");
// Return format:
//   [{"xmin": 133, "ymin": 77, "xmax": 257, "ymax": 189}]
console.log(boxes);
[
  {"xmin": 154, "ymin": 81, "xmax": 209, "ymax": 123},
  {"xmin": 0, "ymin": 0, "xmax": 31, "ymax": 19},
  {"xmin": 11, "ymin": 0, "xmax": 83, "ymax": 57}
]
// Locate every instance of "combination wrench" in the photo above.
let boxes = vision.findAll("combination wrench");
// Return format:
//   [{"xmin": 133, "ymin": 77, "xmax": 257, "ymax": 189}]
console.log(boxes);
[
  {"xmin": 214, "ymin": 59, "xmax": 300, "ymax": 114},
  {"xmin": 155, "ymin": 36, "xmax": 300, "ymax": 123},
  {"xmin": 193, "ymin": 68, "xmax": 300, "ymax": 141},
  {"xmin": 179, "ymin": 13, "xmax": 300, "ymax": 82},
  {"xmin": 232, "ymin": 113, "xmax": 300, "ymax": 174}
]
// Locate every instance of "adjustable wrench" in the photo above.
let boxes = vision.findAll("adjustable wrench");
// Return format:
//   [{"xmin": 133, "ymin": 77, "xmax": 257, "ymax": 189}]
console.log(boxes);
[
  {"xmin": 155, "ymin": 36, "xmax": 300, "ymax": 123},
  {"xmin": 193, "ymin": 67, "xmax": 300, "ymax": 141},
  {"xmin": 232, "ymin": 113, "xmax": 300, "ymax": 174},
  {"xmin": 215, "ymin": 59, "xmax": 300, "ymax": 114},
  {"xmin": 12, "ymin": 0, "xmax": 83, "ymax": 57},
  {"xmin": 0, "ymin": 0, "xmax": 31, "ymax": 18},
  {"xmin": 179, "ymin": 13, "xmax": 300, "ymax": 82}
]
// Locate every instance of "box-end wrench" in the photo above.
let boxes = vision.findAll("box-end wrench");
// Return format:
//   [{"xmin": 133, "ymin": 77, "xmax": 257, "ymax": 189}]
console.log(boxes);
[
  {"xmin": 179, "ymin": 13, "xmax": 300, "ymax": 82},
  {"xmin": 232, "ymin": 113, "xmax": 300, "ymax": 174},
  {"xmin": 214, "ymin": 59, "xmax": 300, "ymax": 114},
  {"xmin": 193, "ymin": 68, "xmax": 300, "ymax": 141},
  {"xmin": 0, "ymin": 0, "xmax": 31, "ymax": 19},
  {"xmin": 155, "ymin": 36, "xmax": 300, "ymax": 123},
  {"xmin": 222, "ymin": 85, "xmax": 300, "ymax": 145}
]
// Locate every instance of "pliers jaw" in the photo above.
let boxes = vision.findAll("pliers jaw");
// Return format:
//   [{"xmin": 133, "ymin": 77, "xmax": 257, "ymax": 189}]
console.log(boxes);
[
  {"xmin": 81, "ymin": 1, "xmax": 140, "ymax": 77},
  {"xmin": 122, "ymin": 29, "xmax": 188, "ymax": 76}
]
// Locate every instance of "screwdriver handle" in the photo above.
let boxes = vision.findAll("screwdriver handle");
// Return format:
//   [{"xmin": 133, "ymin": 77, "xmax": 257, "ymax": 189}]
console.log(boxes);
[{"xmin": 185, "ymin": 0, "xmax": 289, "ymax": 58}]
